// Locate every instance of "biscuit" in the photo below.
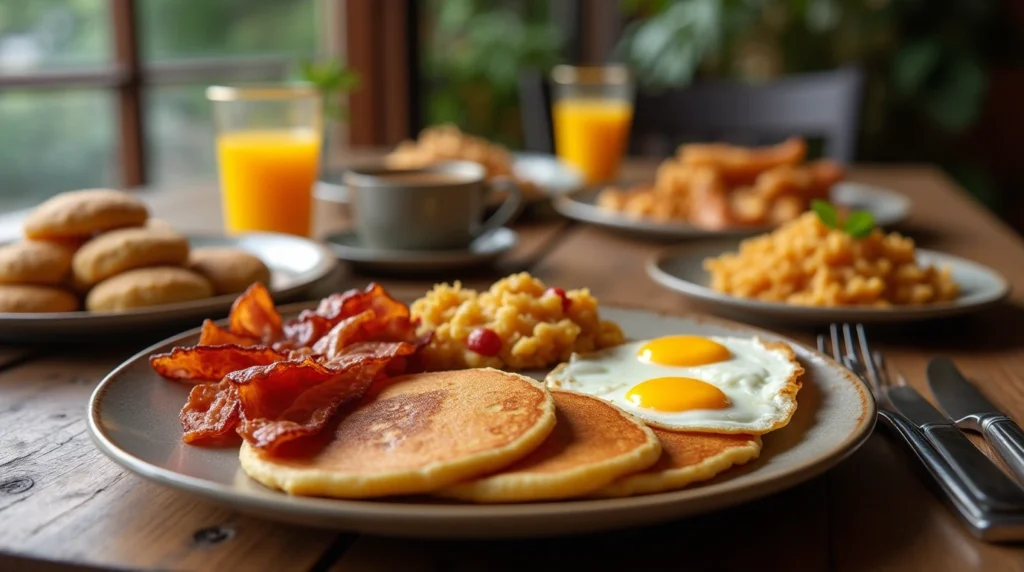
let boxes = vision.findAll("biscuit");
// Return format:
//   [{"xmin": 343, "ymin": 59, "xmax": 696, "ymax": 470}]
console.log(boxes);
[
  {"xmin": 72, "ymin": 227, "xmax": 190, "ymax": 288},
  {"xmin": 0, "ymin": 240, "xmax": 74, "ymax": 285},
  {"xmin": 186, "ymin": 247, "xmax": 272, "ymax": 295},
  {"xmin": 0, "ymin": 284, "xmax": 79, "ymax": 313},
  {"xmin": 86, "ymin": 267, "xmax": 213, "ymax": 312},
  {"xmin": 25, "ymin": 189, "xmax": 149, "ymax": 239},
  {"xmin": 144, "ymin": 218, "xmax": 177, "ymax": 233}
]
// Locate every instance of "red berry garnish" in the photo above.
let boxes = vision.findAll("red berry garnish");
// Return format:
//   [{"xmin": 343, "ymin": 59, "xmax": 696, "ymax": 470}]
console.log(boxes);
[
  {"xmin": 467, "ymin": 327, "xmax": 502, "ymax": 356},
  {"xmin": 546, "ymin": 287, "xmax": 571, "ymax": 312}
]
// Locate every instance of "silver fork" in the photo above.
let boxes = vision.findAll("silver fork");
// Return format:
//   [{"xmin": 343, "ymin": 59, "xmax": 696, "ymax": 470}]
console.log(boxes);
[
  {"xmin": 818, "ymin": 324, "xmax": 929, "ymax": 449},
  {"xmin": 818, "ymin": 323, "xmax": 1024, "ymax": 540}
]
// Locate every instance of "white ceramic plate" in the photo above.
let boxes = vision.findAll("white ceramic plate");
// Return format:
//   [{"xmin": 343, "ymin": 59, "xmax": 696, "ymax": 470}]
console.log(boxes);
[
  {"xmin": 648, "ymin": 242, "xmax": 1011, "ymax": 325},
  {"xmin": 324, "ymin": 227, "xmax": 518, "ymax": 272},
  {"xmin": 0, "ymin": 232, "xmax": 337, "ymax": 342},
  {"xmin": 88, "ymin": 306, "xmax": 874, "ymax": 538},
  {"xmin": 554, "ymin": 182, "xmax": 911, "ymax": 239},
  {"xmin": 315, "ymin": 154, "xmax": 584, "ymax": 205}
]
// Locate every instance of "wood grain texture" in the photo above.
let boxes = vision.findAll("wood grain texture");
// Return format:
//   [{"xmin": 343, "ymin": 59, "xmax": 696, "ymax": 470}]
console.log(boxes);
[
  {"xmin": 334, "ymin": 476, "xmax": 830, "ymax": 572},
  {"xmin": 5, "ymin": 164, "xmax": 1024, "ymax": 570},
  {"xmin": 0, "ymin": 353, "xmax": 344, "ymax": 571}
]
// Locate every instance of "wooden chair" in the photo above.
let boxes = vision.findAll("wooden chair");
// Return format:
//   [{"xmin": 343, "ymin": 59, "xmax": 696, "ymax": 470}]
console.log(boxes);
[{"xmin": 519, "ymin": 66, "xmax": 864, "ymax": 163}]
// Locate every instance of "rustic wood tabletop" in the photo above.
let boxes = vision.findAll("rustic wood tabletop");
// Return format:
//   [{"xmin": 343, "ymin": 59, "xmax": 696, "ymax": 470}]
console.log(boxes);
[{"xmin": 2, "ymin": 160, "xmax": 1024, "ymax": 571}]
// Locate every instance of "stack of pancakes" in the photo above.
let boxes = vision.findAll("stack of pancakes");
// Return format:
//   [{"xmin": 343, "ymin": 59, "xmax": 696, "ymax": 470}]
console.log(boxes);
[
  {"xmin": 0, "ymin": 188, "xmax": 271, "ymax": 313},
  {"xmin": 241, "ymin": 368, "xmax": 764, "ymax": 502}
]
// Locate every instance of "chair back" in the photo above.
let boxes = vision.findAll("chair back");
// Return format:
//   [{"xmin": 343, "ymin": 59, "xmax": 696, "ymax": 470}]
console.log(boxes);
[{"xmin": 519, "ymin": 66, "xmax": 864, "ymax": 162}]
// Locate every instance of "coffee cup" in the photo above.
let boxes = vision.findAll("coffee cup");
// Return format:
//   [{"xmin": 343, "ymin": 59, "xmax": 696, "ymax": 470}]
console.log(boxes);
[{"xmin": 343, "ymin": 161, "xmax": 522, "ymax": 251}]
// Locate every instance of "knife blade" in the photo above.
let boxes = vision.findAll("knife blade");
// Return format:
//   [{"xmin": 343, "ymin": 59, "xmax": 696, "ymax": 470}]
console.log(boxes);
[
  {"xmin": 928, "ymin": 356, "xmax": 1024, "ymax": 485},
  {"xmin": 885, "ymin": 384, "xmax": 1024, "ymax": 511}
]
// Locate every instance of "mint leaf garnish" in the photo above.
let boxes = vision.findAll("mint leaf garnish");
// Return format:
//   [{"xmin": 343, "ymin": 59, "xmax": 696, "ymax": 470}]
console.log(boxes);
[
  {"xmin": 843, "ymin": 210, "xmax": 876, "ymax": 238},
  {"xmin": 811, "ymin": 199, "xmax": 838, "ymax": 229}
]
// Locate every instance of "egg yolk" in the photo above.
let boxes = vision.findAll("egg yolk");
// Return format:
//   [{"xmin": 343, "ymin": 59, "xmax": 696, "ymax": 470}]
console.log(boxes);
[
  {"xmin": 637, "ymin": 335, "xmax": 731, "ymax": 367},
  {"xmin": 625, "ymin": 377, "xmax": 730, "ymax": 412}
]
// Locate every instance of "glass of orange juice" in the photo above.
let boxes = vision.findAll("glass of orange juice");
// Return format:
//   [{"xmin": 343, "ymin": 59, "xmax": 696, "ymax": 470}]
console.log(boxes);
[
  {"xmin": 207, "ymin": 84, "xmax": 322, "ymax": 236},
  {"xmin": 551, "ymin": 65, "xmax": 634, "ymax": 186}
]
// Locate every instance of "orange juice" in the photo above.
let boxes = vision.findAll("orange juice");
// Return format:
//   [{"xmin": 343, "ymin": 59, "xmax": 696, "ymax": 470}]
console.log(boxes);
[
  {"xmin": 216, "ymin": 129, "xmax": 320, "ymax": 236},
  {"xmin": 552, "ymin": 98, "xmax": 633, "ymax": 185}
]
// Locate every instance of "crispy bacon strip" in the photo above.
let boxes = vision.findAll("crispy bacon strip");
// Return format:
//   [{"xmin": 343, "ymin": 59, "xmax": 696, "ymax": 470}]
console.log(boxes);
[
  {"xmin": 276, "ymin": 310, "xmax": 333, "ymax": 350},
  {"xmin": 310, "ymin": 310, "xmax": 377, "ymax": 359},
  {"xmin": 198, "ymin": 319, "xmax": 260, "ymax": 347},
  {"xmin": 274, "ymin": 283, "xmax": 418, "ymax": 351},
  {"xmin": 679, "ymin": 137, "xmax": 807, "ymax": 186},
  {"xmin": 321, "ymin": 283, "xmax": 418, "ymax": 342},
  {"xmin": 229, "ymin": 283, "xmax": 282, "ymax": 342},
  {"xmin": 180, "ymin": 380, "xmax": 241, "ymax": 446},
  {"xmin": 231, "ymin": 341, "xmax": 416, "ymax": 455},
  {"xmin": 150, "ymin": 345, "xmax": 291, "ymax": 383}
]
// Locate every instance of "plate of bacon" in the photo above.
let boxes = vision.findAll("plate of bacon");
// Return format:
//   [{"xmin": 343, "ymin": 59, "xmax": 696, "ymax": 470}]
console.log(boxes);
[
  {"xmin": 554, "ymin": 138, "xmax": 910, "ymax": 238},
  {"xmin": 86, "ymin": 279, "xmax": 875, "ymax": 538}
]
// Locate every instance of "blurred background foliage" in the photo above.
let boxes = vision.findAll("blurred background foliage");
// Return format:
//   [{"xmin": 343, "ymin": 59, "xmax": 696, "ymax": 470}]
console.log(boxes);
[
  {"xmin": 420, "ymin": 0, "xmax": 1021, "ymax": 209},
  {"xmin": 420, "ymin": 0, "xmax": 565, "ymax": 147},
  {"xmin": 614, "ymin": 0, "xmax": 1015, "ymax": 207}
]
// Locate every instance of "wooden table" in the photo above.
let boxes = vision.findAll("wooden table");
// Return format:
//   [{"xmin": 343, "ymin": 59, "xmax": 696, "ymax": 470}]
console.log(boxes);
[{"xmin": 3, "ymin": 162, "xmax": 1024, "ymax": 571}]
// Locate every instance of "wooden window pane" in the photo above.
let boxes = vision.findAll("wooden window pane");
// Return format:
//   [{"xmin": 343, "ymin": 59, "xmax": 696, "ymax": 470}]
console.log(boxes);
[{"xmin": 0, "ymin": 89, "xmax": 117, "ymax": 211}]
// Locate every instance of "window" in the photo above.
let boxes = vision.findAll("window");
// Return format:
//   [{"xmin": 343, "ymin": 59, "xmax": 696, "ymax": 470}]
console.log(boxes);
[
  {"xmin": 417, "ymin": 0, "xmax": 569, "ymax": 148},
  {"xmin": 0, "ymin": 0, "xmax": 329, "ymax": 212}
]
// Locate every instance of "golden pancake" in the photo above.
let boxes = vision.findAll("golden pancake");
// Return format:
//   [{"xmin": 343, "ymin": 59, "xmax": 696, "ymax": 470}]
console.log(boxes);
[
  {"xmin": 437, "ymin": 390, "xmax": 661, "ymax": 503},
  {"xmin": 595, "ymin": 429, "xmax": 761, "ymax": 497},
  {"xmin": 239, "ymin": 368, "xmax": 556, "ymax": 498}
]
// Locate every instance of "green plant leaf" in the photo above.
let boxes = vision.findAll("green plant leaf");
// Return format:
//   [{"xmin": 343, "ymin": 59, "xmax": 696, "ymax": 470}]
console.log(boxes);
[
  {"xmin": 811, "ymin": 199, "xmax": 839, "ymax": 228},
  {"xmin": 923, "ymin": 54, "xmax": 987, "ymax": 133},
  {"xmin": 843, "ymin": 211, "xmax": 876, "ymax": 238},
  {"xmin": 891, "ymin": 39, "xmax": 941, "ymax": 98}
]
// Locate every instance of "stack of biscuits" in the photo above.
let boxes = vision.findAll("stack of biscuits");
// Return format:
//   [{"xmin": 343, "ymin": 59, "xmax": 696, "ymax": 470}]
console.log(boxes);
[{"xmin": 0, "ymin": 189, "xmax": 272, "ymax": 314}]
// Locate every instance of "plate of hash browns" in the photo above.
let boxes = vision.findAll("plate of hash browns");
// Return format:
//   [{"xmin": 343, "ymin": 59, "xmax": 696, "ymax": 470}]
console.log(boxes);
[
  {"xmin": 647, "ymin": 209, "xmax": 1010, "ymax": 324},
  {"xmin": 88, "ymin": 273, "xmax": 874, "ymax": 538},
  {"xmin": 554, "ymin": 138, "xmax": 910, "ymax": 238}
]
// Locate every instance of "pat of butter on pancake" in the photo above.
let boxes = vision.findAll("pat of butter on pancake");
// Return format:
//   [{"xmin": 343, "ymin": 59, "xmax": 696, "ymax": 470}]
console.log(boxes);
[{"xmin": 239, "ymin": 368, "xmax": 556, "ymax": 499}]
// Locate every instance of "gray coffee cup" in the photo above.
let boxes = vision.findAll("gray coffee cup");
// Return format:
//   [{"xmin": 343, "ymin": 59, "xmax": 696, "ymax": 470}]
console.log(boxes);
[{"xmin": 343, "ymin": 161, "xmax": 523, "ymax": 251}]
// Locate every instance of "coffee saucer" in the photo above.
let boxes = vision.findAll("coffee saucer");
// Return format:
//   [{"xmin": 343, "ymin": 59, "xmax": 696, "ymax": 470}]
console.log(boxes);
[{"xmin": 323, "ymin": 227, "xmax": 518, "ymax": 272}]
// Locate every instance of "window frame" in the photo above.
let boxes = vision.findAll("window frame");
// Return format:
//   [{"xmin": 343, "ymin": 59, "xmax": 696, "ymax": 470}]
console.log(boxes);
[{"xmin": 0, "ymin": 0, "xmax": 345, "ymax": 188}]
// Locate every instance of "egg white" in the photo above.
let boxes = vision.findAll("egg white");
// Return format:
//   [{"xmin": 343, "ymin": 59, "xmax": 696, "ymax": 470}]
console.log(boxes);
[{"xmin": 545, "ymin": 336, "xmax": 801, "ymax": 434}]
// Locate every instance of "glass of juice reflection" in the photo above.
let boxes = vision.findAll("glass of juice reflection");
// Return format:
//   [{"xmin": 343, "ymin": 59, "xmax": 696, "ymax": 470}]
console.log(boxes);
[
  {"xmin": 207, "ymin": 84, "xmax": 322, "ymax": 236},
  {"xmin": 551, "ymin": 65, "xmax": 634, "ymax": 186}
]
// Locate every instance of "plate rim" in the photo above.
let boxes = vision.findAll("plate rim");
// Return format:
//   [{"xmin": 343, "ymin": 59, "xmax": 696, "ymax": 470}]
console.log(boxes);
[
  {"xmin": 553, "ymin": 182, "xmax": 911, "ymax": 239},
  {"xmin": 647, "ymin": 244, "xmax": 1012, "ymax": 321},
  {"xmin": 0, "ymin": 231, "xmax": 337, "ymax": 323},
  {"xmin": 324, "ymin": 227, "xmax": 518, "ymax": 265},
  {"xmin": 86, "ymin": 305, "xmax": 876, "ymax": 532},
  {"xmin": 315, "ymin": 153, "xmax": 584, "ymax": 205}
]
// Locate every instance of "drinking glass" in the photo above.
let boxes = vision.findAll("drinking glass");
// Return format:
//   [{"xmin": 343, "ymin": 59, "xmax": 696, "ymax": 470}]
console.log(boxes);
[
  {"xmin": 207, "ymin": 84, "xmax": 322, "ymax": 236},
  {"xmin": 550, "ymin": 65, "xmax": 634, "ymax": 186}
]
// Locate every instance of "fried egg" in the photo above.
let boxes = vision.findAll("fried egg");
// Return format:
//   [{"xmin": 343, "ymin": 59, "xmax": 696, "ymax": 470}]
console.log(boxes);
[{"xmin": 545, "ymin": 335, "xmax": 802, "ymax": 434}]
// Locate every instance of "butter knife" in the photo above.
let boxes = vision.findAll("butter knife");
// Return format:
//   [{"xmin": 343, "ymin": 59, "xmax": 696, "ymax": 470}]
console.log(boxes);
[
  {"xmin": 884, "ymin": 384, "xmax": 1024, "ymax": 511},
  {"xmin": 928, "ymin": 356, "xmax": 1024, "ymax": 485}
]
